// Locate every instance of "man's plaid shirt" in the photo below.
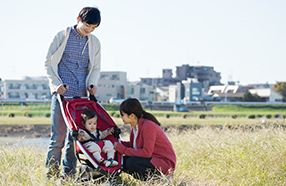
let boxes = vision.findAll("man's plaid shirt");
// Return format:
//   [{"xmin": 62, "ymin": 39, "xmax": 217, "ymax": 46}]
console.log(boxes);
[{"xmin": 58, "ymin": 26, "xmax": 89, "ymax": 97}]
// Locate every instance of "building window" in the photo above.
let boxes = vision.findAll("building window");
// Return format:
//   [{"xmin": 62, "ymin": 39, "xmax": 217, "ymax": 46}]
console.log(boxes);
[
  {"xmin": 8, "ymin": 83, "xmax": 21, "ymax": 89},
  {"xmin": 8, "ymin": 92, "xmax": 20, "ymax": 98},
  {"xmin": 112, "ymin": 75, "xmax": 119, "ymax": 80},
  {"xmin": 140, "ymin": 88, "xmax": 145, "ymax": 93},
  {"xmin": 192, "ymin": 87, "xmax": 200, "ymax": 95},
  {"xmin": 25, "ymin": 84, "xmax": 37, "ymax": 89},
  {"xmin": 42, "ymin": 84, "xmax": 49, "ymax": 90}
]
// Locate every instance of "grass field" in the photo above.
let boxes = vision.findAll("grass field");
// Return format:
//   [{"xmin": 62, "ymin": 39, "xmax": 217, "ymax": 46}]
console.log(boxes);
[
  {"xmin": 1, "ymin": 103, "xmax": 286, "ymax": 126},
  {"xmin": 1, "ymin": 103, "xmax": 286, "ymax": 185},
  {"xmin": 0, "ymin": 116, "xmax": 285, "ymax": 127},
  {"xmin": 1, "ymin": 103, "xmax": 286, "ymax": 119},
  {"xmin": 1, "ymin": 127, "xmax": 286, "ymax": 185}
]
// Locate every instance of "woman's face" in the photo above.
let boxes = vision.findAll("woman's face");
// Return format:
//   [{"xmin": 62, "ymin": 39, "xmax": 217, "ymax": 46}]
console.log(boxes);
[{"xmin": 120, "ymin": 111, "xmax": 134, "ymax": 125}]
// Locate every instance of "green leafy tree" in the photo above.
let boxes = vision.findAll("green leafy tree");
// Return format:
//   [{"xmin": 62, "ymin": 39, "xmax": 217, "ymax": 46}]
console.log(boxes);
[
  {"xmin": 242, "ymin": 91, "xmax": 262, "ymax": 102},
  {"xmin": 253, "ymin": 93, "xmax": 262, "ymax": 102},
  {"xmin": 273, "ymin": 82, "xmax": 286, "ymax": 101}
]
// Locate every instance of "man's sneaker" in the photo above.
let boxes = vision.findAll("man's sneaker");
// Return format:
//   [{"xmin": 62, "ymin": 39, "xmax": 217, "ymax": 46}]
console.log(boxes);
[{"xmin": 46, "ymin": 169, "xmax": 60, "ymax": 179}]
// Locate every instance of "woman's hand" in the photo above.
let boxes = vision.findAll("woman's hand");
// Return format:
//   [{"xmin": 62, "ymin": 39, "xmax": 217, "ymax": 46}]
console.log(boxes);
[{"xmin": 114, "ymin": 142, "xmax": 118, "ymax": 148}]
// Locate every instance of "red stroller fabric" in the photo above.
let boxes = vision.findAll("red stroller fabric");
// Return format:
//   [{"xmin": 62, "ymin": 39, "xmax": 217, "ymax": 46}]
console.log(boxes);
[{"xmin": 62, "ymin": 98, "xmax": 122, "ymax": 173}]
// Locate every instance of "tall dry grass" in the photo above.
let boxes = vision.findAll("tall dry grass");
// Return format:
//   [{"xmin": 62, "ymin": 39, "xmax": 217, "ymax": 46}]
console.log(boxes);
[{"xmin": 0, "ymin": 126, "xmax": 286, "ymax": 185}]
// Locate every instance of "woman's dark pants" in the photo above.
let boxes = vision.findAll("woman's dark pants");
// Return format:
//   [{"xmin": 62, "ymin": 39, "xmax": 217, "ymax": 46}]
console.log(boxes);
[{"xmin": 123, "ymin": 156, "xmax": 159, "ymax": 181}]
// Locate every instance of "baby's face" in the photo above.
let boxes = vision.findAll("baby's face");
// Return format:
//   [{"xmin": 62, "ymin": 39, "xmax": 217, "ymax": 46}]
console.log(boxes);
[{"xmin": 84, "ymin": 117, "xmax": 97, "ymax": 132}]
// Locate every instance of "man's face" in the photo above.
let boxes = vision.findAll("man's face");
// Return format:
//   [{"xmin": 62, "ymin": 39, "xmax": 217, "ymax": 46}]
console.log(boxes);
[{"xmin": 76, "ymin": 17, "xmax": 98, "ymax": 36}]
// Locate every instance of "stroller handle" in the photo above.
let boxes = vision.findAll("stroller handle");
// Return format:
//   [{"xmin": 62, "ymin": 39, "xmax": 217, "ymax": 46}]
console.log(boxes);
[{"xmin": 58, "ymin": 84, "xmax": 98, "ymax": 102}]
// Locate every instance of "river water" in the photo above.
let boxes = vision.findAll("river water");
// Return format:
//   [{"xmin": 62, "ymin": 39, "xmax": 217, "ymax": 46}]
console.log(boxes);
[{"xmin": 0, "ymin": 136, "xmax": 50, "ymax": 147}]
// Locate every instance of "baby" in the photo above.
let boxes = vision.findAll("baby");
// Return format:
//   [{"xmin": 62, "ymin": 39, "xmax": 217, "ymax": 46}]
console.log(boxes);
[{"xmin": 78, "ymin": 109, "xmax": 118, "ymax": 167}]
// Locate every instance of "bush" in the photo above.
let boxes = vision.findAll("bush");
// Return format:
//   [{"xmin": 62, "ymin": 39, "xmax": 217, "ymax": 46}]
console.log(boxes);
[
  {"xmin": 24, "ymin": 112, "xmax": 33, "ymax": 117},
  {"xmin": 257, "ymin": 114, "xmax": 263, "ymax": 118},
  {"xmin": 8, "ymin": 113, "xmax": 15, "ymax": 117},
  {"xmin": 231, "ymin": 114, "xmax": 238, "ymax": 119},
  {"xmin": 165, "ymin": 114, "xmax": 170, "ymax": 118},
  {"xmin": 266, "ymin": 114, "xmax": 272, "ymax": 119},
  {"xmin": 45, "ymin": 113, "xmax": 51, "ymax": 118},
  {"xmin": 274, "ymin": 114, "xmax": 281, "ymax": 118},
  {"xmin": 199, "ymin": 114, "xmax": 206, "ymax": 119},
  {"xmin": 248, "ymin": 115, "xmax": 256, "ymax": 119}
]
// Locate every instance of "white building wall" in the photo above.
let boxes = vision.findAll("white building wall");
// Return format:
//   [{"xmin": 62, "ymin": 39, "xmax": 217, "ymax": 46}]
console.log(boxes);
[
  {"xmin": 249, "ymin": 88, "xmax": 283, "ymax": 102},
  {"xmin": 3, "ymin": 77, "xmax": 51, "ymax": 101},
  {"xmin": 168, "ymin": 85, "xmax": 177, "ymax": 102},
  {"xmin": 96, "ymin": 71, "xmax": 127, "ymax": 103},
  {"xmin": 128, "ymin": 84, "xmax": 155, "ymax": 102},
  {"xmin": 269, "ymin": 91, "xmax": 283, "ymax": 102}
]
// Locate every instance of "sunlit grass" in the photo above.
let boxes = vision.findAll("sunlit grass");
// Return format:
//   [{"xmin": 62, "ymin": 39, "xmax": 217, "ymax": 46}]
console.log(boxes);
[
  {"xmin": 1, "ymin": 127, "xmax": 286, "ymax": 185},
  {"xmin": 0, "ymin": 117, "xmax": 51, "ymax": 125}
]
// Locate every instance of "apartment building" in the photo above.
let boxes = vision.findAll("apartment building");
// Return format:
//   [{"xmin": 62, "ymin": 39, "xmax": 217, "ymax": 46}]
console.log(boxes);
[
  {"xmin": 169, "ymin": 78, "xmax": 202, "ymax": 102},
  {"xmin": 126, "ymin": 82, "xmax": 155, "ymax": 102},
  {"xmin": 96, "ymin": 71, "xmax": 127, "ymax": 102},
  {"xmin": 2, "ymin": 76, "xmax": 50, "ymax": 101},
  {"xmin": 176, "ymin": 65, "xmax": 222, "ymax": 90},
  {"xmin": 140, "ymin": 69, "xmax": 181, "ymax": 86}
]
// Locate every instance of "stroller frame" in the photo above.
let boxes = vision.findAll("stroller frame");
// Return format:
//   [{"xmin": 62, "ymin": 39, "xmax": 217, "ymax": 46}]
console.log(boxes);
[{"xmin": 57, "ymin": 94, "xmax": 123, "ymax": 183}]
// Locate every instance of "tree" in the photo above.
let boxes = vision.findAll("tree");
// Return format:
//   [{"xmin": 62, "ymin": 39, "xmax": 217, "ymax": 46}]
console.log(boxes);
[
  {"xmin": 273, "ymin": 82, "xmax": 286, "ymax": 101},
  {"xmin": 242, "ymin": 91, "xmax": 262, "ymax": 102}
]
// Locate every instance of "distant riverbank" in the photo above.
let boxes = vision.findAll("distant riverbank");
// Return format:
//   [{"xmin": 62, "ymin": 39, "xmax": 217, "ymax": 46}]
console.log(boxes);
[{"xmin": 1, "ymin": 122, "xmax": 285, "ymax": 139}]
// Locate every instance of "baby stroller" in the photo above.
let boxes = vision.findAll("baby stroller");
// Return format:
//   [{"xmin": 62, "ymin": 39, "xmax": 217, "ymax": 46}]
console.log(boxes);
[{"xmin": 57, "ymin": 93, "xmax": 122, "ymax": 183}]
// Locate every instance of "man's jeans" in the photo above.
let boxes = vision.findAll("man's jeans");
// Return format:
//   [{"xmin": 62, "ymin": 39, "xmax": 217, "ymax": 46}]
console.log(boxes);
[{"xmin": 45, "ymin": 94, "xmax": 77, "ymax": 175}]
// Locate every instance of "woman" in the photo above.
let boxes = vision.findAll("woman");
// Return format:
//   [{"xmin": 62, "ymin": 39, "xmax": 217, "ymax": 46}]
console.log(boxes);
[{"xmin": 114, "ymin": 98, "xmax": 176, "ymax": 180}]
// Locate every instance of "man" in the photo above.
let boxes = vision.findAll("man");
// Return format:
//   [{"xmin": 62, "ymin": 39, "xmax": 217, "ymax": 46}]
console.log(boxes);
[{"xmin": 44, "ymin": 7, "xmax": 101, "ymax": 178}]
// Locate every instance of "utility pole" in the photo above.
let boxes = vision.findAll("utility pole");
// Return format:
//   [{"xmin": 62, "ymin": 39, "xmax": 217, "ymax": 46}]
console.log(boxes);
[{"xmin": 225, "ymin": 82, "xmax": 228, "ymax": 102}]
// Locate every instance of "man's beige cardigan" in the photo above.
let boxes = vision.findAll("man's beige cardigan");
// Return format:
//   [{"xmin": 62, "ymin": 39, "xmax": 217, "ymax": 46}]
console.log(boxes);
[{"xmin": 44, "ymin": 27, "xmax": 101, "ymax": 94}]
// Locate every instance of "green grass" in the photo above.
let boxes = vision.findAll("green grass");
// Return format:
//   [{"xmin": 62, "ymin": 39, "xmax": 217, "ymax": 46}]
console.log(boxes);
[
  {"xmin": 0, "ymin": 117, "xmax": 51, "ymax": 125},
  {"xmin": 175, "ymin": 127, "xmax": 286, "ymax": 185},
  {"xmin": 212, "ymin": 104, "xmax": 286, "ymax": 113},
  {"xmin": 1, "ymin": 103, "xmax": 286, "ymax": 125},
  {"xmin": 1, "ymin": 127, "xmax": 286, "ymax": 185}
]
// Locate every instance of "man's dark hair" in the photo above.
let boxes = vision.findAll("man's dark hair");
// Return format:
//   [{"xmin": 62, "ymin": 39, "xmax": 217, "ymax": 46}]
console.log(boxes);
[{"xmin": 78, "ymin": 7, "xmax": 101, "ymax": 26}]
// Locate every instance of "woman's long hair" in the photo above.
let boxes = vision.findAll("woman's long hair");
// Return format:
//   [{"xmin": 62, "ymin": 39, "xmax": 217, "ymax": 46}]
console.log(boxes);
[{"xmin": 120, "ymin": 98, "xmax": 161, "ymax": 126}]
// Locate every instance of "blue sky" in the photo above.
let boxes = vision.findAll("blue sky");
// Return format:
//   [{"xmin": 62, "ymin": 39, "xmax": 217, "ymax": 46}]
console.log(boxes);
[{"xmin": 0, "ymin": 0, "xmax": 285, "ymax": 85}]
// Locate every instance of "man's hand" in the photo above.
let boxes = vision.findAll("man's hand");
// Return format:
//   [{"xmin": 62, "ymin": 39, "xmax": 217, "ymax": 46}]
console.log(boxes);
[
  {"xmin": 56, "ymin": 84, "xmax": 68, "ymax": 95},
  {"xmin": 87, "ymin": 85, "xmax": 97, "ymax": 95}
]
